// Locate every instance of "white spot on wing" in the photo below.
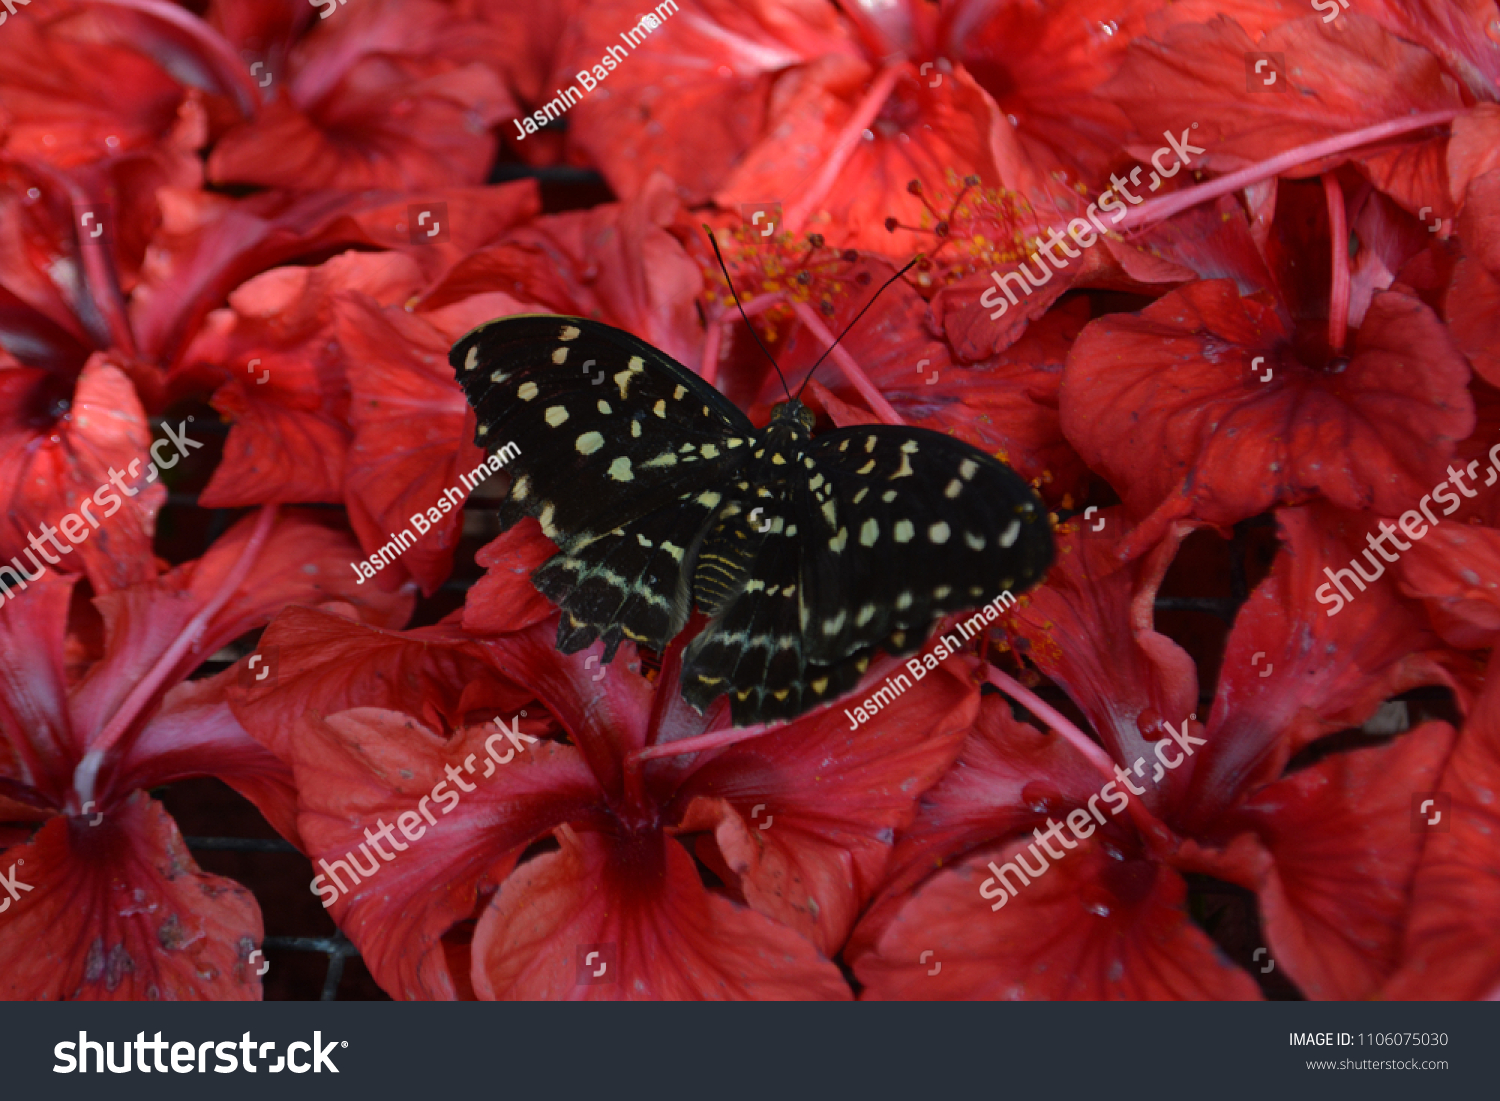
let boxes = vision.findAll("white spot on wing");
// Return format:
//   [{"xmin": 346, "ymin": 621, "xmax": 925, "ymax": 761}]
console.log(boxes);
[
  {"xmin": 999, "ymin": 520, "xmax": 1021, "ymax": 547},
  {"xmin": 894, "ymin": 520, "xmax": 915, "ymax": 543},
  {"xmin": 576, "ymin": 431, "xmax": 604, "ymax": 455},
  {"xmin": 545, "ymin": 406, "xmax": 569, "ymax": 427},
  {"xmin": 608, "ymin": 456, "xmax": 633, "ymax": 481}
]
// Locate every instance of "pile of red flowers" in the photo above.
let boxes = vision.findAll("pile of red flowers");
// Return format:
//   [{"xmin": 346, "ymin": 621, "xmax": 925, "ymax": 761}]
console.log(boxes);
[{"xmin": 1, "ymin": 0, "xmax": 1496, "ymax": 1001}]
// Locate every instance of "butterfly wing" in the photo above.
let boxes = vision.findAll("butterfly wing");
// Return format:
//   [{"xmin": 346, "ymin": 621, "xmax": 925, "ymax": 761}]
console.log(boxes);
[
  {"xmin": 793, "ymin": 424, "xmax": 1053, "ymax": 664},
  {"xmin": 451, "ymin": 315, "xmax": 757, "ymax": 658},
  {"xmin": 682, "ymin": 424, "xmax": 1052, "ymax": 724}
]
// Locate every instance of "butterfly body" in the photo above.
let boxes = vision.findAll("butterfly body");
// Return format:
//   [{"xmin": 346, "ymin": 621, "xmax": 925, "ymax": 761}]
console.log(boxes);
[{"xmin": 453, "ymin": 314, "xmax": 1053, "ymax": 725}]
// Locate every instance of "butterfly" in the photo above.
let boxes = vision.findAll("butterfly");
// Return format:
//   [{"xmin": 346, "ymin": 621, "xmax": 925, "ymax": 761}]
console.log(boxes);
[
  {"xmin": 451, "ymin": 300, "xmax": 1054, "ymax": 727},
  {"xmin": 451, "ymin": 308, "xmax": 1055, "ymax": 726}
]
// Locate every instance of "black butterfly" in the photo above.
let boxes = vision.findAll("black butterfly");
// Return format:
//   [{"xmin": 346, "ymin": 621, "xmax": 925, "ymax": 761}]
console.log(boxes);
[{"xmin": 451, "ymin": 314, "xmax": 1053, "ymax": 726}]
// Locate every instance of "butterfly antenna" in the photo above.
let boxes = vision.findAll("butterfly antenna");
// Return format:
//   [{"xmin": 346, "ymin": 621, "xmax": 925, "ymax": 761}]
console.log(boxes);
[
  {"xmin": 702, "ymin": 224, "xmax": 792, "ymax": 400},
  {"xmin": 793, "ymin": 253, "xmax": 922, "ymax": 399}
]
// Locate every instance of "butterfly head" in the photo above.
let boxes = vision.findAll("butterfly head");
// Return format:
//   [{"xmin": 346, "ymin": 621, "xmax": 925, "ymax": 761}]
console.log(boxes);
[{"xmin": 768, "ymin": 399, "xmax": 815, "ymax": 434}]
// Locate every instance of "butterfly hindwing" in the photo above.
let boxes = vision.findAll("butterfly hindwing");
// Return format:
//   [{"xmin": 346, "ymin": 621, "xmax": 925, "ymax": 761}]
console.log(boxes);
[{"xmin": 451, "ymin": 316, "xmax": 753, "ymax": 655}]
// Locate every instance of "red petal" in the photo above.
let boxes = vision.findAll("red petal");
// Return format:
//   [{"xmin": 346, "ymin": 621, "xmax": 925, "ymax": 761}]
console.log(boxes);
[
  {"xmin": 1384, "ymin": 662, "xmax": 1500, "ymax": 998},
  {"xmin": 0, "ymin": 792, "xmax": 262, "ymax": 1000},
  {"xmin": 677, "ymin": 652, "xmax": 978, "ymax": 955},
  {"xmin": 0, "ymin": 359, "xmax": 164, "ymax": 594},
  {"xmin": 854, "ymin": 837, "xmax": 1259, "ymax": 1001},
  {"xmin": 849, "ymin": 693, "xmax": 1107, "ymax": 958},
  {"xmin": 463, "ymin": 518, "xmax": 559, "ymax": 636},
  {"xmin": 1104, "ymin": 14, "xmax": 1462, "ymax": 205},
  {"xmin": 292, "ymin": 708, "xmax": 600, "ymax": 999},
  {"xmin": 1004, "ymin": 511, "xmax": 1199, "ymax": 791},
  {"xmin": 115, "ymin": 674, "xmax": 300, "ymax": 845},
  {"xmin": 207, "ymin": 0, "xmax": 514, "ymax": 191},
  {"xmin": 186, "ymin": 252, "xmax": 429, "ymax": 507},
  {"xmin": 422, "ymin": 174, "xmax": 705, "ymax": 367},
  {"xmin": 339, "ymin": 296, "xmax": 486, "ymax": 595},
  {"xmin": 471, "ymin": 824, "xmax": 850, "ymax": 1000},
  {"xmin": 230, "ymin": 604, "xmax": 519, "ymax": 763},
  {"xmin": 1396, "ymin": 522, "xmax": 1500, "ymax": 648},
  {"xmin": 0, "ymin": 572, "xmax": 80, "ymax": 802},
  {"xmin": 1183, "ymin": 505, "xmax": 1453, "ymax": 829},
  {"xmin": 1182, "ymin": 722, "xmax": 1454, "ymax": 999},
  {"xmin": 1062, "ymin": 281, "xmax": 1473, "ymax": 539},
  {"xmin": 557, "ymin": 0, "xmax": 854, "ymax": 205}
]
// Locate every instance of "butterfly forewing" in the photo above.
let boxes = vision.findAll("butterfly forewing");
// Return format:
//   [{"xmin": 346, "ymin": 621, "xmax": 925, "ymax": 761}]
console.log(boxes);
[{"xmin": 451, "ymin": 316, "xmax": 754, "ymax": 655}]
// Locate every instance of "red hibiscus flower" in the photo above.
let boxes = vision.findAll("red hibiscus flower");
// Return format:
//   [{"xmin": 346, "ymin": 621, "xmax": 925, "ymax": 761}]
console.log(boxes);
[
  {"xmin": 234, "ymin": 608, "xmax": 979, "ymax": 998},
  {"xmin": 0, "ymin": 507, "xmax": 409, "ymax": 999},
  {"xmin": 851, "ymin": 506, "xmax": 1461, "ymax": 999}
]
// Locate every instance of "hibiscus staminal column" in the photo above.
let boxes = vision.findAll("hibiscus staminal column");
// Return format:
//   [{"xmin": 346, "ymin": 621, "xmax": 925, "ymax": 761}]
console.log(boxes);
[
  {"xmin": 1112, "ymin": 110, "xmax": 1462, "ymax": 236},
  {"xmin": 1323, "ymin": 173, "xmax": 1350, "ymax": 354},
  {"xmin": 70, "ymin": 505, "xmax": 279, "ymax": 811},
  {"xmin": 787, "ymin": 299, "xmax": 904, "ymax": 425},
  {"xmin": 783, "ymin": 65, "xmax": 904, "ymax": 235}
]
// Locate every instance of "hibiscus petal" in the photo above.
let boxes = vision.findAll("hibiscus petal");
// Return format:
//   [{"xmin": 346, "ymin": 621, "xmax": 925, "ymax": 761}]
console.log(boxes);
[
  {"xmin": 1182, "ymin": 722, "xmax": 1454, "ymax": 999},
  {"xmin": 557, "ymin": 0, "xmax": 854, "ymax": 205},
  {"xmin": 471, "ymin": 823, "xmax": 850, "ymax": 999},
  {"xmin": 292, "ymin": 708, "xmax": 601, "ymax": 999},
  {"xmin": 854, "ymin": 836, "xmax": 1259, "ymax": 1000},
  {"xmin": 0, "ymin": 792, "xmax": 262, "ymax": 1000},
  {"xmin": 1396, "ymin": 522, "xmax": 1500, "ymax": 648},
  {"xmin": 675, "ymin": 651, "xmax": 978, "ymax": 955},
  {"xmin": 1103, "ymin": 14, "xmax": 1462, "ymax": 206},
  {"xmin": 339, "ymin": 296, "xmax": 487, "ymax": 595},
  {"xmin": 463, "ymin": 517, "xmax": 558, "ymax": 636},
  {"xmin": 207, "ymin": 0, "xmax": 514, "ymax": 191},
  {"xmin": 1004, "ymin": 510, "xmax": 1199, "ymax": 799},
  {"xmin": 1383, "ymin": 660, "xmax": 1500, "ymax": 998},
  {"xmin": 0, "ymin": 358, "xmax": 164, "ymax": 594},
  {"xmin": 849, "ymin": 692, "xmax": 1114, "ymax": 959},
  {"xmin": 230, "ymin": 604, "xmax": 520, "ymax": 763},
  {"xmin": 1062, "ymin": 281, "xmax": 1473, "ymax": 543},
  {"xmin": 112, "ymin": 674, "xmax": 299, "ymax": 845},
  {"xmin": 1182, "ymin": 505, "xmax": 1453, "ymax": 830}
]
